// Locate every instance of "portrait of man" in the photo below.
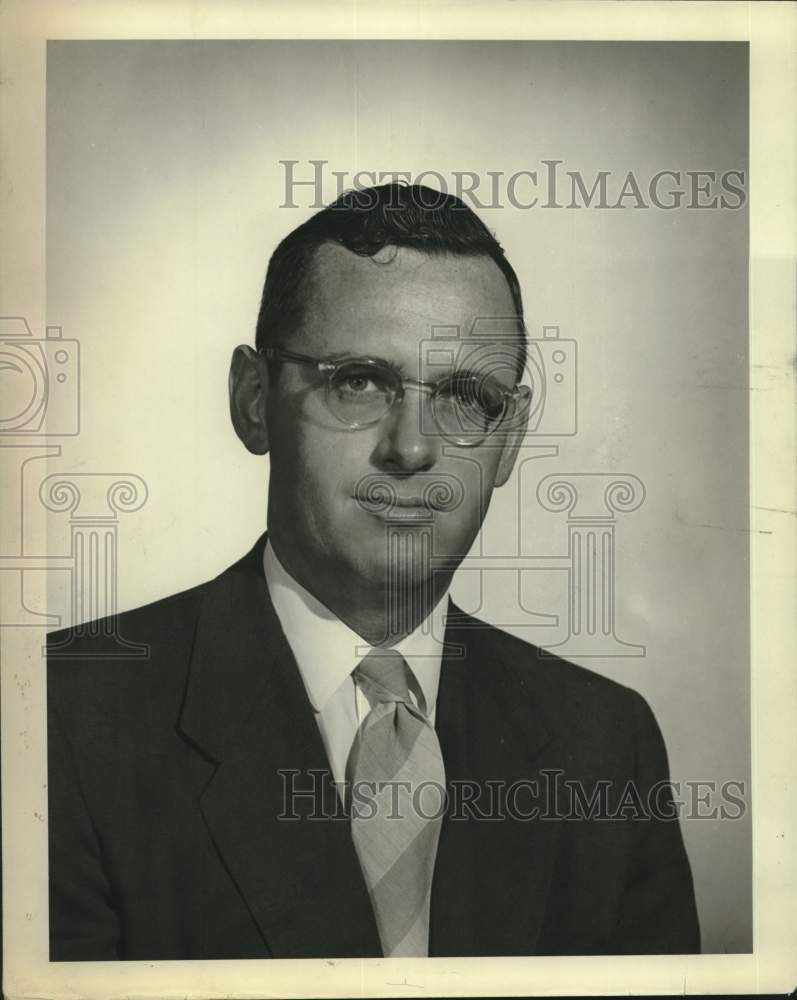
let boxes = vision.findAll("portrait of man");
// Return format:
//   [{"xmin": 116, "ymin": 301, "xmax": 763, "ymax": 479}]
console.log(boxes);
[
  {"xmin": 8, "ymin": 1, "xmax": 797, "ymax": 995},
  {"xmin": 47, "ymin": 182, "xmax": 700, "ymax": 960}
]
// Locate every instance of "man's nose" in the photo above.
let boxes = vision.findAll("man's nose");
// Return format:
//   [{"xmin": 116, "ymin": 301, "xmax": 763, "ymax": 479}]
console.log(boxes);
[{"xmin": 372, "ymin": 387, "xmax": 439, "ymax": 472}]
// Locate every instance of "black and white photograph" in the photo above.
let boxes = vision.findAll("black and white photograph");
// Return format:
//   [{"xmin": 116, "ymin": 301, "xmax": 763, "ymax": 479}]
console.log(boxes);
[{"xmin": 1, "ymin": 3, "xmax": 795, "ymax": 999}]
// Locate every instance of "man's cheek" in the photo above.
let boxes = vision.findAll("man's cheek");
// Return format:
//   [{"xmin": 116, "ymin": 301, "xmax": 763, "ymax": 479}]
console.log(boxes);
[
  {"xmin": 445, "ymin": 460, "xmax": 494, "ymax": 518},
  {"xmin": 303, "ymin": 446, "xmax": 361, "ymax": 513}
]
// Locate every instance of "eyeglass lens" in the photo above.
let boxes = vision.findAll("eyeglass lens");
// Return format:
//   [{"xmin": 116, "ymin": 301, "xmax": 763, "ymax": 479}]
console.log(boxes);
[{"xmin": 325, "ymin": 361, "xmax": 508, "ymax": 442}]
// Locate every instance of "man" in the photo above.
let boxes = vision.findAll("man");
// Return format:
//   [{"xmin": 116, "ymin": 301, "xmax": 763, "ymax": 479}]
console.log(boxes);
[{"xmin": 48, "ymin": 183, "xmax": 700, "ymax": 960}]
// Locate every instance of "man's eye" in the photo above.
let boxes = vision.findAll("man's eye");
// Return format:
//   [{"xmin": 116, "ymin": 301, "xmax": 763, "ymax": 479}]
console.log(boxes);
[
  {"xmin": 443, "ymin": 373, "xmax": 505, "ymax": 418},
  {"xmin": 447, "ymin": 373, "xmax": 478, "ymax": 403},
  {"xmin": 331, "ymin": 366, "xmax": 391, "ymax": 399},
  {"xmin": 343, "ymin": 374, "xmax": 375, "ymax": 393}
]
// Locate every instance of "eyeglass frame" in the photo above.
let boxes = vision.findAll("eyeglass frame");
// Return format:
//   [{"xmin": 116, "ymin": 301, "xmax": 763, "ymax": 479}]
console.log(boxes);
[{"xmin": 257, "ymin": 345, "xmax": 531, "ymax": 446}]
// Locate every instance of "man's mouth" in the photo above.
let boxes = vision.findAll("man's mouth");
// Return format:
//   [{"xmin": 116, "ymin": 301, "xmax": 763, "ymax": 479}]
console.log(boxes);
[
  {"xmin": 354, "ymin": 494, "xmax": 437, "ymax": 520},
  {"xmin": 353, "ymin": 475, "xmax": 463, "ymax": 518},
  {"xmin": 382, "ymin": 496, "xmax": 437, "ymax": 521}
]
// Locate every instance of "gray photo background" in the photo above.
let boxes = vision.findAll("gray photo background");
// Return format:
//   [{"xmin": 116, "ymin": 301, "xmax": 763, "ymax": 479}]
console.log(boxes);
[{"xmin": 44, "ymin": 40, "xmax": 750, "ymax": 952}]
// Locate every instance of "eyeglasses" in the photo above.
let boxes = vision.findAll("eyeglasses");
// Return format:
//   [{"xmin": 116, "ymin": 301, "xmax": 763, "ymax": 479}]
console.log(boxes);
[{"xmin": 259, "ymin": 346, "xmax": 530, "ymax": 447}]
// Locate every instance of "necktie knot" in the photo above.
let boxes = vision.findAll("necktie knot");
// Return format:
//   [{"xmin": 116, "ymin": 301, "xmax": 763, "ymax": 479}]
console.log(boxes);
[{"xmin": 354, "ymin": 648, "xmax": 413, "ymax": 708}]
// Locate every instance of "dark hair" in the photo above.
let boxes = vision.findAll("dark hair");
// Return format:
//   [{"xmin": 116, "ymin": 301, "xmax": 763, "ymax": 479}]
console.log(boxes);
[{"xmin": 255, "ymin": 183, "xmax": 526, "ymax": 373}]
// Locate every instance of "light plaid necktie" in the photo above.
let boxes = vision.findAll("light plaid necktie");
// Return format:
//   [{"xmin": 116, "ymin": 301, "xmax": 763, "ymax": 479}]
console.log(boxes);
[{"xmin": 347, "ymin": 649, "xmax": 446, "ymax": 957}]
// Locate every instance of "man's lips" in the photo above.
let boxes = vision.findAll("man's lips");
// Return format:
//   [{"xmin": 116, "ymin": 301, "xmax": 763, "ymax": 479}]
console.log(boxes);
[
  {"xmin": 352, "ymin": 476, "xmax": 463, "ymax": 516},
  {"xmin": 351, "ymin": 493, "xmax": 440, "ymax": 516},
  {"xmin": 353, "ymin": 496, "xmax": 440, "ymax": 514}
]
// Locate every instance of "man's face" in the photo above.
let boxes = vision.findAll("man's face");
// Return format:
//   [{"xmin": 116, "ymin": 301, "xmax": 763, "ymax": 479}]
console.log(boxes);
[{"xmin": 258, "ymin": 243, "xmax": 526, "ymax": 592}]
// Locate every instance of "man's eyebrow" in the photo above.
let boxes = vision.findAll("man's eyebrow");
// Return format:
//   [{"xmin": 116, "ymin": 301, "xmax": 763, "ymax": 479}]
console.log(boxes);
[{"xmin": 319, "ymin": 350, "xmax": 407, "ymax": 373}]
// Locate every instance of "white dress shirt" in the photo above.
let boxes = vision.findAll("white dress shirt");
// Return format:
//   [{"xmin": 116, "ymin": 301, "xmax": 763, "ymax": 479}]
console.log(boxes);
[{"xmin": 263, "ymin": 540, "xmax": 448, "ymax": 789}]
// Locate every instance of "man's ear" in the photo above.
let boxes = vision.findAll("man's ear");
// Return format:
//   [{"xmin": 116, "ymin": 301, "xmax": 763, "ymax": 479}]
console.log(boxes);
[
  {"xmin": 229, "ymin": 345, "xmax": 270, "ymax": 455},
  {"xmin": 493, "ymin": 385, "xmax": 532, "ymax": 488}
]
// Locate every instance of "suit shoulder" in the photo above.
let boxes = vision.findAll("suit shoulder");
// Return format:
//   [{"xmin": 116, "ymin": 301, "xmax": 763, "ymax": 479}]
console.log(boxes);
[
  {"xmin": 453, "ymin": 608, "xmax": 648, "ymax": 714},
  {"xmin": 453, "ymin": 610, "xmax": 666, "ymax": 770},
  {"xmin": 45, "ymin": 578, "xmax": 213, "ymax": 719},
  {"xmin": 47, "ymin": 579, "xmax": 206, "ymax": 657},
  {"xmin": 46, "ymin": 582, "xmax": 212, "ymax": 756}
]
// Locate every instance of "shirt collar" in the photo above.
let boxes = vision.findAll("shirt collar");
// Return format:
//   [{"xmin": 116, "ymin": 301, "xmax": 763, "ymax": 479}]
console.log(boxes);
[{"xmin": 263, "ymin": 539, "xmax": 447, "ymax": 717}]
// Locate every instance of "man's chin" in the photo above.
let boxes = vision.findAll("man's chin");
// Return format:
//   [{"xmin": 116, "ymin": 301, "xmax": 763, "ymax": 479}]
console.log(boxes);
[
  {"xmin": 347, "ymin": 550, "xmax": 436, "ymax": 592},
  {"xmin": 345, "ymin": 515, "xmax": 474, "ymax": 590}
]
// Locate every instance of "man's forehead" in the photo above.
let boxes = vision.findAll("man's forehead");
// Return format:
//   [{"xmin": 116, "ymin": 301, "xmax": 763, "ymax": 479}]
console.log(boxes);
[{"xmin": 298, "ymin": 242, "xmax": 518, "ymax": 354}]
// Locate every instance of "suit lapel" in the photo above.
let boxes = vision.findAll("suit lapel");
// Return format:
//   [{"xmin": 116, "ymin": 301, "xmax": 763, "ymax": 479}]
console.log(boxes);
[
  {"xmin": 178, "ymin": 536, "xmax": 382, "ymax": 958},
  {"xmin": 430, "ymin": 608, "xmax": 562, "ymax": 956}
]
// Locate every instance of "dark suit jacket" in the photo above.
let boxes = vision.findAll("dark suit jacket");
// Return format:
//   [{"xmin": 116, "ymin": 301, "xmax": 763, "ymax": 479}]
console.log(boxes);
[{"xmin": 47, "ymin": 534, "xmax": 700, "ymax": 960}]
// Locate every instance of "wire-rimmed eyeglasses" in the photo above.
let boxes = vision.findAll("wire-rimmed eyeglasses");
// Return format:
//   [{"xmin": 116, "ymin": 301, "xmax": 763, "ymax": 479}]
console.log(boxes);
[{"xmin": 259, "ymin": 346, "xmax": 530, "ymax": 447}]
